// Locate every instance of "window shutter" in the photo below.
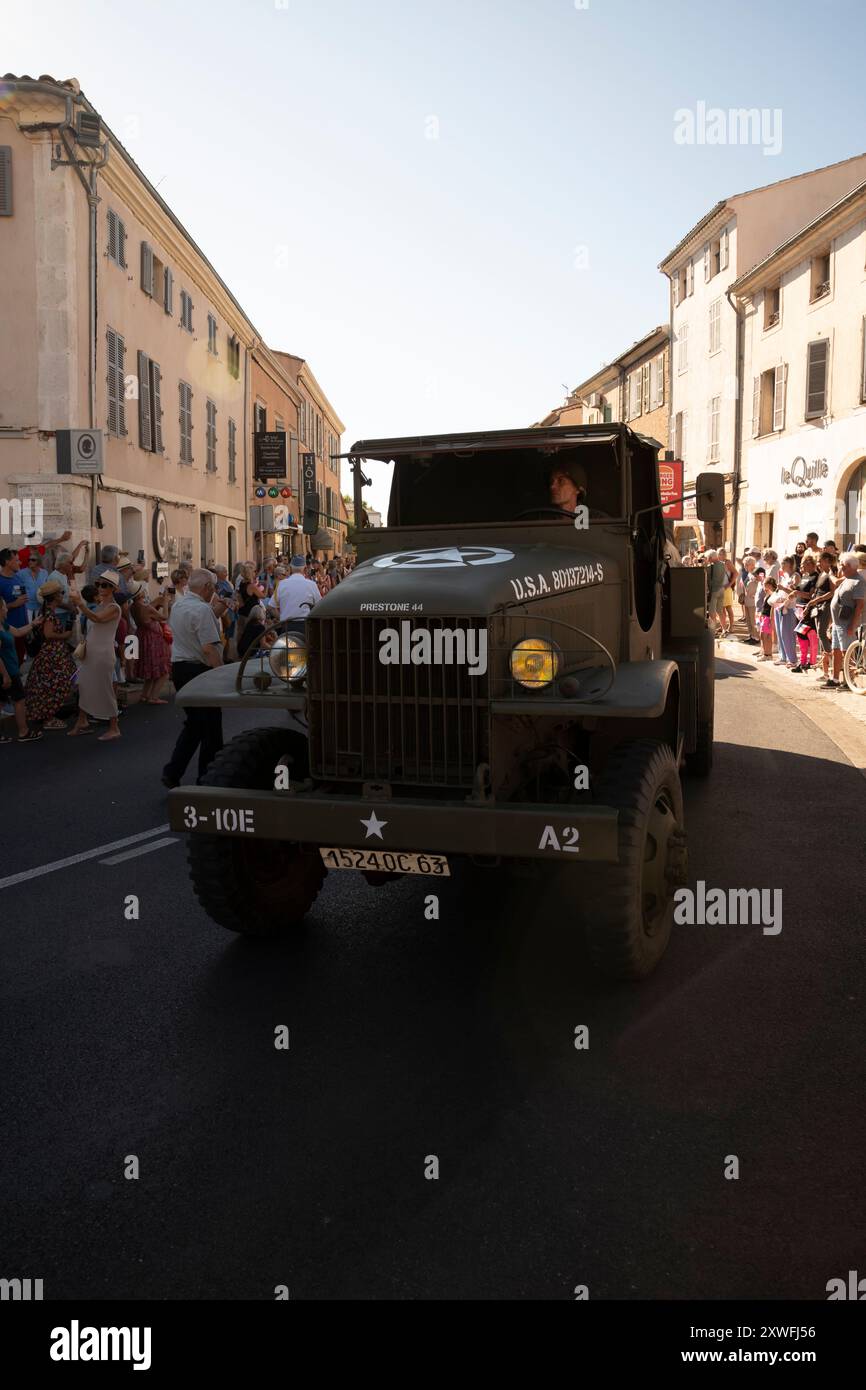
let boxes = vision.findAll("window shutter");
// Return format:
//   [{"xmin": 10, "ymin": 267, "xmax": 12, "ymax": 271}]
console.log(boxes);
[
  {"xmin": 773, "ymin": 363, "xmax": 787, "ymax": 432},
  {"xmin": 682, "ymin": 410, "xmax": 688, "ymax": 462},
  {"xmin": 107, "ymin": 209, "xmax": 117, "ymax": 263},
  {"xmin": 806, "ymin": 340, "xmax": 829, "ymax": 417},
  {"xmin": 751, "ymin": 376, "xmax": 760, "ymax": 437},
  {"xmin": 707, "ymin": 400, "xmax": 713, "ymax": 461},
  {"xmin": 655, "ymin": 354, "xmax": 665, "ymax": 407},
  {"xmin": 0, "ymin": 146, "xmax": 12, "ymax": 215},
  {"xmin": 119, "ymin": 220, "xmax": 127, "ymax": 268},
  {"xmin": 107, "ymin": 329, "xmax": 119, "ymax": 436},
  {"xmin": 862, "ymin": 317, "xmax": 866, "ymax": 402},
  {"xmin": 164, "ymin": 266, "xmax": 173, "ymax": 315},
  {"xmin": 672, "ymin": 271, "xmax": 679, "ymax": 308},
  {"xmin": 720, "ymin": 228, "xmax": 729, "ymax": 270},
  {"xmin": 641, "ymin": 361, "xmax": 650, "ymax": 414},
  {"xmin": 141, "ymin": 242, "xmax": 154, "ymax": 296},
  {"xmin": 687, "ymin": 258, "xmax": 694, "ymax": 296},
  {"xmin": 138, "ymin": 350, "xmax": 152, "ymax": 449},
  {"xmin": 703, "ymin": 243, "xmax": 711, "ymax": 281},
  {"xmin": 150, "ymin": 361, "xmax": 163, "ymax": 452}
]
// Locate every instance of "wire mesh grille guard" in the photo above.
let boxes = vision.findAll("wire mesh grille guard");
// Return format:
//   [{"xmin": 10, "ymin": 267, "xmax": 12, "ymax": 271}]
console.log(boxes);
[{"xmin": 307, "ymin": 615, "xmax": 490, "ymax": 787}]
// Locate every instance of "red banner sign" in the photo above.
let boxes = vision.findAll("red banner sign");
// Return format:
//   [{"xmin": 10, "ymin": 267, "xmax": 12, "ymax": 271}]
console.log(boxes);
[{"xmin": 659, "ymin": 459, "xmax": 684, "ymax": 520}]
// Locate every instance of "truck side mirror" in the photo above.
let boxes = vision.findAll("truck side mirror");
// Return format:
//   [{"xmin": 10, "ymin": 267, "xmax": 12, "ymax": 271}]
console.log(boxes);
[
  {"xmin": 302, "ymin": 492, "xmax": 319, "ymax": 535},
  {"xmin": 695, "ymin": 472, "xmax": 725, "ymax": 522}
]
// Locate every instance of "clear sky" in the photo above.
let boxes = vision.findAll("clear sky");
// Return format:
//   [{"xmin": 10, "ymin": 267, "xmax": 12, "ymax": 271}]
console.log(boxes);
[{"xmin": 5, "ymin": 0, "xmax": 866, "ymax": 511}]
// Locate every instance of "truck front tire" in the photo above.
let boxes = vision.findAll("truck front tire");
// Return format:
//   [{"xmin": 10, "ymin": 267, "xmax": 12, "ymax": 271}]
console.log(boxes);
[
  {"xmin": 187, "ymin": 727, "xmax": 325, "ymax": 936},
  {"xmin": 582, "ymin": 739, "xmax": 686, "ymax": 980}
]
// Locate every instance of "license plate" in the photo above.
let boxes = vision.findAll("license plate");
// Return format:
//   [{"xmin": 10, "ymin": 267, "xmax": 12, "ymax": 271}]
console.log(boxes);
[{"xmin": 319, "ymin": 847, "xmax": 450, "ymax": 876}]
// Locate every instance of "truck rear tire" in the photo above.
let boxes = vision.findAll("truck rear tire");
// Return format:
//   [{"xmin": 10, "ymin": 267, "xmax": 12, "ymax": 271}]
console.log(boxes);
[
  {"xmin": 582, "ymin": 739, "xmax": 686, "ymax": 980},
  {"xmin": 187, "ymin": 726, "xmax": 325, "ymax": 936}
]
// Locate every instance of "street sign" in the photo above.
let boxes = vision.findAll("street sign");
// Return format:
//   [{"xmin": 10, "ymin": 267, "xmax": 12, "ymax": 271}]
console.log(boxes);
[
  {"xmin": 250, "ymin": 504, "xmax": 275, "ymax": 532},
  {"xmin": 56, "ymin": 428, "xmax": 104, "ymax": 475},
  {"xmin": 659, "ymin": 458, "xmax": 684, "ymax": 520},
  {"xmin": 302, "ymin": 450, "xmax": 316, "ymax": 494},
  {"xmin": 254, "ymin": 431, "xmax": 287, "ymax": 480}
]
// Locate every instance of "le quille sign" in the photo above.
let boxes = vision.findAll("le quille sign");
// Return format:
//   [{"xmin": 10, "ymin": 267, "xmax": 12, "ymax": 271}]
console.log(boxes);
[
  {"xmin": 658, "ymin": 459, "xmax": 684, "ymax": 520},
  {"xmin": 781, "ymin": 456, "xmax": 828, "ymax": 499}
]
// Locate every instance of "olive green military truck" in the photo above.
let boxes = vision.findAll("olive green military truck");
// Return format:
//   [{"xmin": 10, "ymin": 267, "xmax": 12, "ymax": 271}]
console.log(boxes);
[{"xmin": 167, "ymin": 424, "xmax": 722, "ymax": 978}]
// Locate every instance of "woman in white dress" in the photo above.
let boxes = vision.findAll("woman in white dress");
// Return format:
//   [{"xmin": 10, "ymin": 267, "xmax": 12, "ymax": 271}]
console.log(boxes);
[{"xmin": 66, "ymin": 570, "xmax": 122, "ymax": 741}]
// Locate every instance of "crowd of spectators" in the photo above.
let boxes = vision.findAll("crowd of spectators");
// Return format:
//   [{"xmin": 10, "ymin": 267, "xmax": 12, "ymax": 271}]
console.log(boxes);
[
  {"xmin": 683, "ymin": 532, "xmax": 866, "ymax": 689},
  {"xmin": 1, "ymin": 536, "xmax": 356, "ymax": 747}
]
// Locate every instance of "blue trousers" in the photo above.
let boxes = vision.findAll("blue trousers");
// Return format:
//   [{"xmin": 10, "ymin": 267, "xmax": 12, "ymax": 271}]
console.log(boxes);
[{"xmin": 775, "ymin": 607, "xmax": 797, "ymax": 664}]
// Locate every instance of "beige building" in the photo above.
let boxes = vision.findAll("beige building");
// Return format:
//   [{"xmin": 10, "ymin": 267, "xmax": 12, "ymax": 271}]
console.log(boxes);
[
  {"xmin": 730, "ymin": 178, "xmax": 866, "ymax": 554},
  {"xmin": 273, "ymin": 352, "xmax": 346, "ymax": 556},
  {"xmin": 537, "ymin": 327, "xmax": 669, "ymax": 447},
  {"xmin": 659, "ymin": 152, "xmax": 866, "ymax": 549},
  {"xmin": 0, "ymin": 75, "xmax": 346, "ymax": 575}
]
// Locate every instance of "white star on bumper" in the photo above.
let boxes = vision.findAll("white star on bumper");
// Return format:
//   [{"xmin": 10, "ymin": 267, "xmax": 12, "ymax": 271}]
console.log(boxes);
[{"xmin": 360, "ymin": 810, "xmax": 388, "ymax": 840}]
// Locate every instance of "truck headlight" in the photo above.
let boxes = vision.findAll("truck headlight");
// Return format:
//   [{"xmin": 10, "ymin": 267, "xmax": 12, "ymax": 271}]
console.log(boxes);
[
  {"xmin": 269, "ymin": 633, "xmax": 308, "ymax": 682},
  {"xmin": 510, "ymin": 637, "xmax": 560, "ymax": 688}
]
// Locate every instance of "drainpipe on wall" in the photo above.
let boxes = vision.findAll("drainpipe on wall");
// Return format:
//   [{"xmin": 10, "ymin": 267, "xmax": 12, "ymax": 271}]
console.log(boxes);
[{"xmin": 726, "ymin": 285, "xmax": 745, "ymax": 559}]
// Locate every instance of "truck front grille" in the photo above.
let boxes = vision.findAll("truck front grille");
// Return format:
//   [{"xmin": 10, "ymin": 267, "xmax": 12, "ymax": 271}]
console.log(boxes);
[{"xmin": 307, "ymin": 616, "xmax": 489, "ymax": 787}]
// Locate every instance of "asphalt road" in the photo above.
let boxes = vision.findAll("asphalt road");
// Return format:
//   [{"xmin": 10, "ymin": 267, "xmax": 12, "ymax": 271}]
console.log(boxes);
[{"xmin": 1, "ymin": 660, "xmax": 864, "ymax": 1301}]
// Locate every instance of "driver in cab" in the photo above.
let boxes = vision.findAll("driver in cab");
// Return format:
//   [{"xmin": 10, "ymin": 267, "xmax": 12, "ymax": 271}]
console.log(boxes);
[{"xmin": 549, "ymin": 463, "xmax": 587, "ymax": 513}]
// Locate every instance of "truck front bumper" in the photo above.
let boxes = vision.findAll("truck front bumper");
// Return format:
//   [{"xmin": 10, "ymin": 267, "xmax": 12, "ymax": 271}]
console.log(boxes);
[{"xmin": 167, "ymin": 787, "xmax": 619, "ymax": 863}]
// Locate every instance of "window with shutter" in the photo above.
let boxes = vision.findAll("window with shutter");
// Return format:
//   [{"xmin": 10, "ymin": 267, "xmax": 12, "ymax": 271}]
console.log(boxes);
[
  {"xmin": 150, "ymin": 361, "xmax": 163, "ymax": 452},
  {"xmin": 773, "ymin": 363, "xmax": 787, "ymax": 432},
  {"xmin": 677, "ymin": 324, "xmax": 689, "ymax": 373},
  {"xmin": 106, "ymin": 328, "xmax": 127, "ymax": 437},
  {"xmin": 709, "ymin": 298, "xmax": 721, "ymax": 354},
  {"xmin": 805, "ymin": 340, "xmax": 829, "ymax": 418},
  {"xmin": 720, "ymin": 228, "xmax": 729, "ymax": 270},
  {"xmin": 654, "ymin": 353, "xmax": 665, "ymax": 407},
  {"xmin": 641, "ymin": 362, "xmax": 650, "ymax": 415},
  {"xmin": 179, "ymin": 383, "xmax": 193, "ymax": 463},
  {"xmin": 0, "ymin": 146, "xmax": 12, "ymax": 216},
  {"xmin": 138, "ymin": 350, "xmax": 152, "ymax": 450},
  {"xmin": 672, "ymin": 271, "xmax": 679, "ymax": 308},
  {"xmin": 686, "ymin": 258, "xmax": 694, "ymax": 296},
  {"xmin": 164, "ymin": 267, "xmax": 173, "ymax": 315},
  {"xmin": 206, "ymin": 401, "xmax": 218, "ymax": 471},
  {"xmin": 703, "ymin": 244, "xmax": 710, "ymax": 281},
  {"xmin": 229, "ymin": 417, "xmax": 239, "ymax": 483},
  {"xmin": 140, "ymin": 242, "xmax": 154, "ymax": 296},
  {"xmin": 707, "ymin": 397, "xmax": 720, "ymax": 462},
  {"xmin": 751, "ymin": 376, "xmax": 760, "ymax": 437}
]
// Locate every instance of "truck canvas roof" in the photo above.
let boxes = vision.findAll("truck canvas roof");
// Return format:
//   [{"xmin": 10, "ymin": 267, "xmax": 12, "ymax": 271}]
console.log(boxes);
[{"xmin": 346, "ymin": 423, "xmax": 657, "ymax": 461}]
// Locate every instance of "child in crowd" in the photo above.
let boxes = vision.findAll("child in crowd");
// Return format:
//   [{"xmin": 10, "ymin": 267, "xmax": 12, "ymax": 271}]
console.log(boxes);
[{"xmin": 758, "ymin": 575, "xmax": 777, "ymax": 661}]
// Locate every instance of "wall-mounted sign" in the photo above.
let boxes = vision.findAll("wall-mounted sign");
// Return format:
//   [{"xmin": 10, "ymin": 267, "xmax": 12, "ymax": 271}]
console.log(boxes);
[
  {"xmin": 56, "ymin": 429, "xmax": 104, "ymax": 475},
  {"xmin": 254, "ymin": 431, "xmax": 287, "ymax": 480},
  {"xmin": 781, "ymin": 456, "xmax": 829, "ymax": 498},
  {"xmin": 659, "ymin": 458, "xmax": 684, "ymax": 520},
  {"xmin": 152, "ymin": 560, "xmax": 170, "ymax": 580},
  {"xmin": 302, "ymin": 451, "xmax": 316, "ymax": 494},
  {"xmin": 250, "ymin": 504, "xmax": 275, "ymax": 532},
  {"xmin": 152, "ymin": 505, "xmax": 168, "ymax": 560}
]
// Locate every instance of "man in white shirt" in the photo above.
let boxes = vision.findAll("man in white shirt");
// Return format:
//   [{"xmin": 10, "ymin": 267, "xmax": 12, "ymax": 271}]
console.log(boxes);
[
  {"xmin": 274, "ymin": 555, "xmax": 321, "ymax": 621},
  {"xmin": 162, "ymin": 568, "xmax": 224, "ymax": 788}
]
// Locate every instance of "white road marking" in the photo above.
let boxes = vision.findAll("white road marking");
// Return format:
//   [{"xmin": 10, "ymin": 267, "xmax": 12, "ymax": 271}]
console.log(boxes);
[
  {"xmin": 0, "ymin": 824, "xmax": 171, "ymax": 891},
  {"xmin": 100, "ymin": 836, "xmax": 179, "ymax": 866}
]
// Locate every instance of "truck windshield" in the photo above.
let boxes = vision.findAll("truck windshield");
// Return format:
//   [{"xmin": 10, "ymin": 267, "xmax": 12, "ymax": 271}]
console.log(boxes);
[{"xmin": 387, "ymin": 444, "xmax": 624, "ymax": 526}]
